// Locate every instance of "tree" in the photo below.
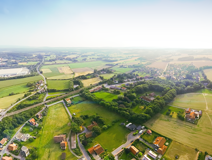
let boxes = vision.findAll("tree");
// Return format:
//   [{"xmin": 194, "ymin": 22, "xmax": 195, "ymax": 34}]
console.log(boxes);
[
  {"xmin": 71, "ymin": 122, "xmax": 81, "ymax": 133},
  {"xmin": 73, "ymin": 117, "xmax": 84, "ymax": 126},
  {"xmin": 102, "ymin": 125, "xmax": 108, "ymax": 130},
  {"xmin": 82, "ymin": 140, "xmax": 88, "ymax": 146},
  {"xmin": 92, "ymin": 126, "xmax": 101, "ymax": 135}
]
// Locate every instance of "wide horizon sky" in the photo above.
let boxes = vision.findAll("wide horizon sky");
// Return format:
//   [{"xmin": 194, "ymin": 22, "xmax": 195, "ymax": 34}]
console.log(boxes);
[{"xmin": 0, "ymin": 0, "xmax": 212, "ymax": 48}]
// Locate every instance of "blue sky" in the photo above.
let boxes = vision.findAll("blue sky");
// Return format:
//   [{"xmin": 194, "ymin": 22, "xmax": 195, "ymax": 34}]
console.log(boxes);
[{"xmin": 0, "ymin": 0, "xmax": 212, "ymax": 48}]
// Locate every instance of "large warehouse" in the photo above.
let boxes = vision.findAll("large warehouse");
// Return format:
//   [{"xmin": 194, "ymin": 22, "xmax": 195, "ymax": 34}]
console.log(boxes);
[{"xmin": 0, "ymin": 68, "xmax": 30, "ymax": 77}]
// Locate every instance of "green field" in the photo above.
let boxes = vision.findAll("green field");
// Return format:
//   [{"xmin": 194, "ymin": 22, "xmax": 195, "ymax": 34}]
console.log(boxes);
[
  {"xmin": 0, "ymin": 76, "xmax": 42, "ymax": 89},
  {"xmin": 25, "ymin": 103, "xmax": 77, "ymax": 160},
  {"xmin": 101, "ymin": 74, "xmax": 114, "ymax": 79},
  {"xmin": 0, "ymin": 93, "xmax": 24, "ymax": 109},
  {"xmin": 132, "ymin": 105, "xmax": 144, "ymax": 114},
  {"xmin": 47, "ymin": 74, "xmax": 74, "ymax": 79},
  {"xmin": 68, "ymin": 61, "xmax": 106, "ymax": 69},
  {"xmin": 161, "ymin": 106, "xmax": 185, "ymax": 118},
  {"xmin": 43, "ymin": 67, "xmax": 63, "ymax": 78},
  {"xmin": 47, "ymin": 80, "xmax": 70, "ymax": 90},
  {"xmin": 0, "ymin": 84, "xmax": 29, "ymax": 98},
  {"xmin": 112, "ymin": 67, "xmax": 134, "ymax": 73},
  {"xmin": 19, "ymin": 62, "xmax": 38, "ymax": 65},
  {"xmin": 81, "ymin": 77, "xmax": 102, "ymax": 87},
  {"xmin": 164, "ymin": 141, "xmax": 197, "ymax": 160},
  {"xmin": 141, "ymin": 131, "xmax": 159, "ymax": 143},
  {"xmin": 204, "ymin": 69, "xmax": 212, "ymax": 81},
  {"xmin": 93, "ymin": 91, "xmax": 118, "ymax": 101}
]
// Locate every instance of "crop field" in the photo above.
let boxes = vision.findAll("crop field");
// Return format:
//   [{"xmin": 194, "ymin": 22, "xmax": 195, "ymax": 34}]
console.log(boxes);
[
  {"xmin": 68, "ymin": 61, "xmax": 107, "ymax": 69},
  {"xmin": 0, "ymin": 76, "xmax": 42, "ymax": 89},
  {"xmin": 193, "ymin": 61, "xmax": 212, "ymax": 68},
  {"xmin": 170, "ymin": 93, "xmax": 206, "ymax": 110},
  {"xmin": 72, "ymin": 67, "xmax": 94, "ymax": 77},
  {"xmin": 113, "ymin": 57, "xmax": 139, "ymax": 64},
  {"xmin": 144, "ymin": 112, "xmax": 212, "ymax": 153},
  {"xmin": 47, "ymin": 80, "xmax": 70, "ymax": 90},
  {"xmin": 58, "ymin": 66, "xmax": 73, "ymax": 74},
  {"xmin": 25, "ymin": 103, "xmax": 77, "ymax": 160},
  {"xmin": 0, "ymin": 84, "xmax": 29, "ymax": 98},
  {"xmin": 0, "ymin": 93, "xmax": 24, "ymax": 109},
  {"xmin": 81, "ymin": 77, "xmax": 102, "ymax": 87},
  {"xmin": 68, "ymin": 101, "xmax": 129, "ymax": 152},
  {"xmin": 48, "ymin": 74, "xmax": 74, "ymax": 79},
  {"xmin": 204, "ymin": 69, "xmax": 212, "ymax": 81},
  {"xmin": 164, "ymin": 141, "xmax": 197, "ymax": 160},
  {"xmin": 44, "ymin": 60, "xmax": 71, "ymax": 64},
  {"xmin": 147, "ymin": 61, "xmax": 168, "ymax": 70},
  {"xmin": 93, "ymin": 91, "xmax": 118, "ymax": 101},
  {"xmin": 42, "ymin": 67, "xmax": 63, "ymax": 78},
  {"xmin": 41, "ymin": 68, "xmax": 52, "ymax": 73},
  {"xmin": 112, "ymin": 66, "xmax": 134, "ymax": 73},
  {"xmin": 101, "ymin": 73, "xmax": 114, "ymax": 79}
]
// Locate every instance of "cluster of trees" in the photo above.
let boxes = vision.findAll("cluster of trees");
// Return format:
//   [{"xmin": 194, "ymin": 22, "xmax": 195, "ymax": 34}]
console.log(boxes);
[{"xmin": 0, "ymin": 106, "xmax": 43, "ymax": 139}]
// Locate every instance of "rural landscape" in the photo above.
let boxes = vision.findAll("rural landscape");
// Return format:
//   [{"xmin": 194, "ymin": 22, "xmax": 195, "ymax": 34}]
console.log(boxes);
[{"xmin": 0, "ymin": 48, "xmax": 212, "ymax": 160}]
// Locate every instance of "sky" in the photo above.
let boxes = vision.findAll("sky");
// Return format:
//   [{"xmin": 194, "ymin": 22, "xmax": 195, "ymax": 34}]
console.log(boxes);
[{"xmin": 0, "ymin": 0, "xmax": 212, "ymax": 48}]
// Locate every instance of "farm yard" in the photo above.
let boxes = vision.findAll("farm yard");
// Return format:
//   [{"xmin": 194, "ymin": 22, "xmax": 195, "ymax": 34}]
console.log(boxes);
[
  {"xmin": 81, "ymin": 77, "xmax": 102, "ymax": 87},
  {"xmin": 93, "ymin": 91, "xmax": 118, "ymax": 101},
  {"xmin": 0, "ymin": 93, "xmax": 24, "ymax": 109},
  {"xmin": 147, "ymin": 61, "xmax": 168, "ymax": 70},
  {"xmin": 204, "ymin": 69, "xmax": 212, "ymax": 81},
  {"xmin": 164, "ymin": 141, "xmax": 197, "ymax": 160},
  {"xmin": 47, "ymin": 79, "xmax": 70, "ymax": 91},
  {"xmin": 25, "ymin": 103, "xmax": 77, "ymax": 160}
]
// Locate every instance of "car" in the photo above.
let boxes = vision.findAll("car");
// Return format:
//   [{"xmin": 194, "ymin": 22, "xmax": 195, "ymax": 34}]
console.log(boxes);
[{"xmin": 131, "ymin": 140, "xmax": 133, "ymax": 143}]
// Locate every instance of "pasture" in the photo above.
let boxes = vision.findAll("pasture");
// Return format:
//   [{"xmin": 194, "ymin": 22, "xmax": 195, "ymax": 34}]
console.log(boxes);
[
  {"xmin": 47, "ymin": 80, "xmax": 70, "ymax": 90},
  {"xmin": 101, "ymin": 73, "xmax": 114, "ymax": 79},
  {"xmin": 0, "ymin": 93, "xmax": 24, "ymax": 109},
  {"xmin": 164, "ymin": 141, "xmax": 197, "ymax": 160},
  {"xmin": 81, "ymin": 77, "xmax": 102, "ymax": 87},
  {"xmin": 0, "ymin": 84, "xmax": 29, "ymax": 98},
  {"xmin": 93, "ymin": 91, "xmax": 118, "ymax": 101},
  {"xmin": 147, "ymin": 61, "xmax": 168, "ymax": 70},
  {"xmin": 0, "ymin": 76, "xmax": 42, "ymax": 89},
  {"xmin": 25, "ymin": 103, "xmax": 77, "ymax": 160},
  {"xmin": 204, "ymin": 69, "xmax": 212, "ymax": 81}
]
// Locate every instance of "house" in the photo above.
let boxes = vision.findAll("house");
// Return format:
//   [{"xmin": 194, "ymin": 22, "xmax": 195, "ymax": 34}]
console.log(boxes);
[
  {"xmin": 149, "ymin": 92, "xmax": 156, "ymax": 97},
  {"xmin": 29, "ymin": 118, "xmax": 37, "ymax": 126},
  {"xmin": 0, "ymin": 138, "xmax": 7, "ymax": 145},
  {"xmin": 65, "ymin": 98, "xmax": 72, "ymax": 104},
  {"xmin": 36, "ymin": 113, "xmax": 42, "ymax": 119},
  {"xmin": 15, "ymin": 133, "xmax": 30, "ymax": 142},
  {"xmin": 21, "ymin": 146, "xmax": 30, "ymax": 157},
  {"xmin": 185, "ymin": 108, "xmax": 191, "ymax": 114},
  {"xmin": 88, "ymin": 144, "xmax": 104, "ymax": 155},
  {"xmin": 85, "ymin": 132, "xmax": 93, "ymax": 138},
  {"xmin": 142, "ymin": 155, "xmax": 151, "ymax": 160},
  {"xmin": 157, "ymin": 145, "xmax": 167, "ymax": 155},
  {"xmin": 121, "ymin": 87, "xmax": 127, "ymax": 91},
  {"xmin": 205, "ymin": 155, "xmax": 212, "ymax": 160},
  {"xmin": 126, "ymin": 124, "xmax": 137, "ymax": 131},
  {"xmin": 54, "ymin": 135, "xmax": 66, "ymax": 143},
  {"xmin": 140, "ymin": 96, "xmax": 155, "ymax": 102},
  {"xmin": 87, "ymin": 121, "xmax": 98, "ymax": 131},
  {"xmin": 153, "ymin": 137, "xmax": 167, "ymax": 155},
  {"xmin": 147, "ymin": 129, "xmax": 152, "ymax": 135},
  {"xmin": 199, "ymin": 110, "xmax": 202, "ymax": 116},
  {"xmin": 130, "ymin": 146, "xmax": 139, "ymax": 155},
  {"xmin": 148, "ymin": 150, "xmax": 157, "ymax": 159},
  {"xmin": 186, "ymin": 112, "xmax": 195, "ymax": 121},
  {"xmin": 8, "ymin": 143, "xmax": 18, "ymax": 151},
  {"xmin": 1, "ymin": 156, "xmax": 12, "ymax": 160},
  {"xmin": 60, "ymin": 141, "xmax": 67, "ymax": 150},
  {"xmin": 136, "ymin": 125, "xmax": 142, "ymax": 131}
]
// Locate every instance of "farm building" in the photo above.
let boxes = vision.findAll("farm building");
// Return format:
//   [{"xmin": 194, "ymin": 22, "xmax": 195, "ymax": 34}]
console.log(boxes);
[
  {"xmin": 0, "ymin": 67, "xmax": 30, "ymax": 77},
  {"xmin": 54, "ymin": 135, "xmax": 66, "ymax": 143},
  {"xmin": 60, "ymin": 141, "xmax": 67, "ymax": 150},
  {"xmin": 90, "ymin": 86, "xmax": 102, "ymax": 93}
]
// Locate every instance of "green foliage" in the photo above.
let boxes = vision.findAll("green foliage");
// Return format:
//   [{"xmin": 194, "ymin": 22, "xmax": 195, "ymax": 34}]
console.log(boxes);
[
  {"xmin": 92, "ymin": 126, "xmax": 102, "ymax": 135},
  {"xmin": 73, "ymin": 116, "xmax": 84, "ymax": 126},
  {"xmin": 71, "ymin": 122, "xmax": 81, "ymax": 133}
]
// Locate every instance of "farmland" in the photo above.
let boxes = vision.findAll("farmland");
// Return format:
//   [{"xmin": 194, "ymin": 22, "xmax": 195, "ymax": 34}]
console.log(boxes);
[
  {"xmin": 164, "ymin": 141, "xmax": 197, "ymax": 160},
  {"xmin": 0, "ymin": 93, "xmax": 24, "ymax": 109},
  {"xmin": 93, "ymin": 91, "xmax": 118, "ymax": 101},
  {"xmin": 25, "ymin": 103, "xmax": 77, "ymax": 160},
  {"xmin": 0, "ymin": 84, "xmax": 29, "ymax": 98},
  {"xmin": 72, "ymin": 67, "xmax": 94, "ymax": 77},
  {"xmin": 112, "ymin": 66, "xmax": 134, "ymax": 73},
  {"xmin": 81, "ymin": 77, "xmax": 102, "ymax": 87},
  {"xmin": 101, "ymin": 73, "xmax": 114, "ymax": 79},
  {"xmin": 147, "ymin": 61, "xmax": 168, "ymax": 70},
  {"xmin": 47, "ymin": 80, "xmax": 70, "ymax": 90},
  {"xmin": 0, "ymin": 76, "xmax": 42, "ymax": 89},
  {"xmin": 204, "ymin": 69, "xmax": 212, "ymax": 81}
]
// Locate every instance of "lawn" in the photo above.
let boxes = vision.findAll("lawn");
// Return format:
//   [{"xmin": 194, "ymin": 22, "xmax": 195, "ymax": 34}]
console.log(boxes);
[
  {"xmin": 133, "ymin": 140, "xmax": 147, "ymax": 153},
  {"xmin": 81, "ymin": 77, "xmax": 102, "ymax": 87},
  {"xmin": 0, "ymin": 93, "xmax": 24, "ymax": 109},
  {"xmin": 169, "ymin": 93, "xmax": 206, "ymax": 110},
  {"xmin": 119, "ymin": 151, "xmax": 135, "ymax": 160},
  {"xmin": 204, "ymin": 69, "xmax": 212, "ymax": 81},
  {"xmin": 161, "ymin": 106, "xmax": 185, "ymax": 118},
  {"xmin": 25, "ymin": 103, "xmax": 77, "ymax": 160},
  {"xmin": 47, "ymin": 80, "xmax": 70, "ymax": 90},
  {"xmin": 71, "ymin": 96, "xmax": 84, "ymax": 104},
  {"xmin": 164, "ymin": 141, "xmax": 197, "ymax": 160},
  {"xmin": 0, "ymin": 76, "xmax": 42, "ymax": 89},
  {"xmin": 101, "ymin": 74, "xmax": 114, "ymax": 79},
  {"xmin": 144, "ymin": 112, "xmax": 212, "ymax": 153},
  {"xmin": 93, "ymin": 91, "xmax": 118, "ymax": 101},
  {"xmin": 132, "ymin": 105, "xmax": 144, "ymax": 114},
  {"xmin": 141, "ymin": 131, "xmax": 159, "ymax": 143},
  {"xmin": 0, "ymin": 84, "xmax": 29, "ymax": 98}
]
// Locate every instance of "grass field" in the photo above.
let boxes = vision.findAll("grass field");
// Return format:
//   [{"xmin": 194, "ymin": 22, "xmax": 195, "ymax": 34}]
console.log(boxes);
[
  {"xmin": 48, "ymin": 74, "xmax": 74, "ymax": 79},
  {"xmin": 164, "ymin": 141, "xmax": 197, "ymax": 160},
  {"xmin": 0, "ymin": 76, "xmax": 42, "ymax": 89},
  {"xmin": 101, "ymin": 74, "xmax": 114, "ymax": 79},
  {"xmin": 58, "ymin": 66, "xmax": 73, "ymax": 74},
  {"xmin": 47, "ymin": 80, "xmax": 70, "ymax": 90},
  {"xmin": 43, "ymin": 67, "xmax": 63, "ymax": 78},
  {"xmin": 93, "ymin": 91, "xmax": 118, "ymax": 101},
  {"xmin": 81, "ymin": 77, "xmax": 102, "ymax": 87},
  {"xmin": 0, "ymin": 93, "xmax": 24, "ymax": 109},
  {"xmin": 147, "ymin": 61, "xmax": 168, "ymax": 70},
  {"xmin": 41, "ymin": 68, "xmax": 52, "ymax": 73},
  {"xmin": 112, "ymin": 67, "xmax": 134, "ymax": 73},
  {"xmin": 161, "ymin": 106, "xmax": 185, "ymax": 118},
  {"xmin": 132, "ymin": 105, "xmax": 144, "ymax": 114},
  {"xmin": 68, "ymin": 101, "xmax": 129, "ymax": 152},
  {"xmin": 68, "ymin": 61, "xmax": 106, "ymax": 69},
  {"xmin": 141, "ymin": 131, "xmax": 159, "ymax": 143},
  {"xmin": 19, "ymin": 62, "xmax": 38, "ymax": 65},
  {"xmin": 0, "ymin": 84, "xmax": 29, "ymax": 98},
  {"xmin": 204, "ymin": 69, "xmax": 212, "ymax": 81},
  {"xmin": 25, "ymin": 103, "xmax": 77, "ymax": 160}
]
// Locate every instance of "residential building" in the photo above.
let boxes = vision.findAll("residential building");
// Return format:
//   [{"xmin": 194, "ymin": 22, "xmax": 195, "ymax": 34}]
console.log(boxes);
[
  {"xmin": 65, "ymin": 98, "xmax": 72, "ymax": 104},
  {"xmin": 1, "ymin": 156, "xmax": 12, "ymax": 160},
  {"xmin": 87, "ymin": 121, "xmax": 98, "ymax": 131},
  {"xmin": 36, "ymin": 113, "xmax": 42, "ymax": 119},
  {"xmin": 8, "ymin": 143, "xmax": 18, "ymax": 151},
  {"xmin": 60, "ymin": 141, "xmax": 67, "ymax": 150},
  {"xmin": 85, "ymin": 132, "xmax": 93, "ymax": 138},
  {"xmin": 153, "ymin": 137, "xmax": 167, "ymax": 155},
  {"xmin": 149, "ymin": 92, "xmax": 156, "ymax": 97},
  {"xmin": 157, "ymin": 145, "xmax": 167, "ymax": 155},
  {"xmin": 54, "ymin": 135, "xmax": 66, "ymax": 143},
  {"xmin": 21, "ymin": 146, "xmax": 30, "ymax": 157},
  {"xmin": 147, "ymin": 129, "xmax": 152, "ymax": 135},
  {"xmin": 29, "ymin": 118, "xmax": 37, "ymax": 126},
  {"xmin": 148, "ymin": 151, "xmax": 157, "ymax": 159},
  {"xmin": 130, "ymin": 146, "xmax": 139, "ymax": 155},
  {"xmin": 205, "ymin": 155, "xmax": 212, "ymax": 160},
  {"xmin": 142, "ymin": 155, "xmax": 151, "ymax": 160},
  {"xmin": 126, "ymin": 124, "xmax": 136, "ymax": 131},
  {"xmin": 0, "ymin": 138, "xmax": 7, "ymax": 145},
  {"xmin": 87, "ymin": 144, "xmax": 104, "ymax": 155},
  {"xmin": 185, "ymin": 108, "xmax": 191, "ymax": 114}
]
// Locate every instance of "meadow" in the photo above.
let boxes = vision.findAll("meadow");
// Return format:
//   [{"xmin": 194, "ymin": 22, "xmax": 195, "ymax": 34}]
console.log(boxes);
[
  {"xmin": 164, "ymin": 141, "xmax": 197, "ymax": 160},
  {"xmin": 0, "ymin": 93, "xmax": 24, "ymax": 109},
  {"xmin": 101, "ymin": 73, "xmax": 114, "ymax": 79},
  {"xmin": 47, "ymin": 80, "xmax": 70, "ymax": 90},
  {"xmin": 25, "ymin": 103, "xmax": 77, "ymax": 160},
  {"xmin": 93, "ymin": 91, "xmax": 118, "ymax": 101},
  {"xmin": 147, "ymin": 61, "xmax": 168, "ymax": 70},
  {"xmin": 81, "ymin": 77, "xmax": 102, "ymax": 87},
  {"xmin": 0, "ymin": 84, "xmax": 29, "ymax": 98},
  {"xmin": 204, "ymin": 69, "xmax": 212, "ymax": 81},
  {"xmin": 18, "ymin": 62, "xmax": 38, "ymax": 65},
  {"xmin": 111, "ymin": 66, "xmax": 134, "ymax": 73}
]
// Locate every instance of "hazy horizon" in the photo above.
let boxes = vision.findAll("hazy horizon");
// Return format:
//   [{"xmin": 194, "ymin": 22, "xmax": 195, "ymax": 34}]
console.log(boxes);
[{"xmin": 1, "ymin": 0, "xmax": 212, "ymax": 48}]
